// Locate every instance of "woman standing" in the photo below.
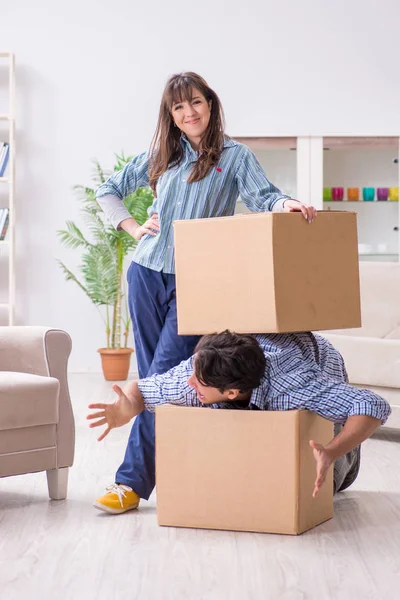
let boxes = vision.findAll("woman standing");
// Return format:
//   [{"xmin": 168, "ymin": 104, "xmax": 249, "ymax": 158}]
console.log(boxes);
[{"xmin": 94, "ymin": 72, "xmax": 317, "ymax": 513}]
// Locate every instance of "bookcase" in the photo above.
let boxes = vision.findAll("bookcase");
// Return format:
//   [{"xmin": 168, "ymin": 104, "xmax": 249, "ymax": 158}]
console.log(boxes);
[
  {"xmin": 234, "ymin": 136, "xmax": 400, "ymax": 262},
  {"xmin": 0, "ymin": 52, "xmax": 15, "ymax": 325}
]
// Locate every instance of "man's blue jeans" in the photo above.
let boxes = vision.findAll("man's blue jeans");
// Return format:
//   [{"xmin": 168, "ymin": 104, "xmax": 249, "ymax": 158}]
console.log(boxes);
[{"xmin": 115, "ymin": 262, "xmax": 200, "ymax": 499}]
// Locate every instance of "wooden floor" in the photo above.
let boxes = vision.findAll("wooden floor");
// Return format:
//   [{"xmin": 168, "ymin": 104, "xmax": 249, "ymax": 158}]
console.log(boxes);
[{"xmin": 1, "ymin": 374, "xmax": 400, "ymax": 600}]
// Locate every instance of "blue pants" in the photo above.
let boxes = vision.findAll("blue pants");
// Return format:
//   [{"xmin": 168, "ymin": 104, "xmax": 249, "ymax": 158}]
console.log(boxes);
[{"xmin": 115, "ymin": 262, "xmax": 200, "ymax": 499}]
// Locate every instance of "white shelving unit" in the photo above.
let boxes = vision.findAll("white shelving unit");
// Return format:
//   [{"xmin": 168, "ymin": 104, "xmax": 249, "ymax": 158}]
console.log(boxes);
[
  {"xmin": 233, "ymin": 135, "xmax": 400, "ymax": 262},
  {"xmin": 0, "ymin": 52, "xmax": 15, "ymax": 324},
  {"xmin": 233, "ymin": 136, "xmax": 311, "ymax": 207},
  {"xmin": 319, "ymin": 136, "xmax": 400, "ymax": 262}
]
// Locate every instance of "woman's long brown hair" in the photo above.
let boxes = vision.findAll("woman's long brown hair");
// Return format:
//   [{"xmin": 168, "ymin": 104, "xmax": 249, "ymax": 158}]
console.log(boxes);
[{"xmin": 148, "ymin": 72, "xmax": 226, "ymax": 195}]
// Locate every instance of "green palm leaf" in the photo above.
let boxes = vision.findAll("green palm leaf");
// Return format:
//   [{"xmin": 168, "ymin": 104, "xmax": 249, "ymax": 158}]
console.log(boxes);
[
  {"xmin": 57, "ymin": 152, "xmax": 155, "ymax": 348},
  {"xmin": 57, "ymin": 221, "xmax": 92, "ymax": 250}
]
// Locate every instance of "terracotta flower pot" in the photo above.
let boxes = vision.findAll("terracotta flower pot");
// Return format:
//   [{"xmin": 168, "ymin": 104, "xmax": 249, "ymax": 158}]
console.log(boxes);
[{"xmin": 98, "ymin": 348, "xmax": 134, "ymax": 381}]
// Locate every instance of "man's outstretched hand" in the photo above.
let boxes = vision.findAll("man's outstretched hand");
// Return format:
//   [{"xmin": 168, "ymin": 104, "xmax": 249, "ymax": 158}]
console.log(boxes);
[
  {"xmin": 309, "ymin": 440, "xmax": 333, "ymax": 498},
  {"xmin": 87, "ymin": 384, "xmax": 136, "ymax": 442}
]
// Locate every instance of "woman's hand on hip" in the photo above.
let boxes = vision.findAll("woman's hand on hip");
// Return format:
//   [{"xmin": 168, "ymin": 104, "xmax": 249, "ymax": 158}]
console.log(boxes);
[
  {"xmin": 283, "ymin": 200, "xmax": 317, "ymax": 223},
  {"xmin": 133, "ymin": 213, "xmax": 160, "ymax": 241}
]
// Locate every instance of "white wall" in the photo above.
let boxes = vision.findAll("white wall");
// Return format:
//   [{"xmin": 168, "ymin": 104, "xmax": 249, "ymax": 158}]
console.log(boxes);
[{"xmin": 0, "ymin": 0, "xmax": 400, "ymax": 371}]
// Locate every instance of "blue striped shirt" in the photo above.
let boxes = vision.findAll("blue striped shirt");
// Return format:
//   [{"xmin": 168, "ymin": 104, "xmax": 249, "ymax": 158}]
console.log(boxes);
[
  {"xmin": 137, "ymin": 332, "xmax": 391, "ymax": 425},
  {"xmin": 95, "ymin": 136, "xmax": 290, "ymax": 274}
]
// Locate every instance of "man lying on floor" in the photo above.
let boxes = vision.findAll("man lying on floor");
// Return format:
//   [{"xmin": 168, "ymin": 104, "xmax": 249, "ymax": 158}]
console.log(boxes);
[{"xmin": 87, "ymin": 331, "xmax": 391, "ymax": 513}]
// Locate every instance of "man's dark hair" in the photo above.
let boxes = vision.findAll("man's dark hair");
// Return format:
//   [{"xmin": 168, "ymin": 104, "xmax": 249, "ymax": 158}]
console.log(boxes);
[{"xmin": 194, "ymin": 331, "xmax": 266, "ymax": 393}]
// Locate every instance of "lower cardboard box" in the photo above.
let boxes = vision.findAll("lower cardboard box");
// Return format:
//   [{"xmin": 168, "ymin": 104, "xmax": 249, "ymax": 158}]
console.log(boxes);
[{"xmin": 156, "ymin": 406, "xmax": 334, "ymax": 535}]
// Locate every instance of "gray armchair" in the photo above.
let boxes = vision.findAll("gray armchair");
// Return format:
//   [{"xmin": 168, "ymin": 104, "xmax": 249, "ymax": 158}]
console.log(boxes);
[{"xmin": 0, "ymin": 327, "xmax": 74, "ymax": 499}]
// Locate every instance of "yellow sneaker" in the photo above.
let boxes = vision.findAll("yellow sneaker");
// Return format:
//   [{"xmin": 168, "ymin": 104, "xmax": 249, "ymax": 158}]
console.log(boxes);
[{"xmin": 93, "ymin": 483, "xmax": 140, "ymax": 514}]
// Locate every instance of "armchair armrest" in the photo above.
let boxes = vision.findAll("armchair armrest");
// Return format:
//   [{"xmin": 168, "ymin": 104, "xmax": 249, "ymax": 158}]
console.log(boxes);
[
  {"xmin": 322, "ymin": 333, "xmax": 400, "ymax": 389},
  {"xmin": 0, "ymin": 326, "xmax": 75, "ymax": 467},
  {"xmin": 0, "ymin": 326, "xmax": 69, "ymax": 376}
]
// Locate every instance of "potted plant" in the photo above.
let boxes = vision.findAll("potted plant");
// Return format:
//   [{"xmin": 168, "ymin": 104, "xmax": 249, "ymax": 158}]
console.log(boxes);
[{"xmin": 57, "ymin": 153, "xmax": 153, "ymax": 380}]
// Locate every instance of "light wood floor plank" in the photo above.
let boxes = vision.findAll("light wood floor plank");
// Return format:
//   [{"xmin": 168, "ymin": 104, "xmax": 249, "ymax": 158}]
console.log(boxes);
[{"xmin": 1, "ymin": 375, "xmax": 400, "ymax": 600}]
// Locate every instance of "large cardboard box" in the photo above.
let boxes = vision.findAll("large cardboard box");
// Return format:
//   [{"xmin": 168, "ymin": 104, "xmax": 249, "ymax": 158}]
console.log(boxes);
[
  {"xmin": 174, "ymin": 211, "xmax": 361, "ymax": 334},
  {"xmin": 156, "ymin": 406, "xmax": 334, "ymax": 535}
]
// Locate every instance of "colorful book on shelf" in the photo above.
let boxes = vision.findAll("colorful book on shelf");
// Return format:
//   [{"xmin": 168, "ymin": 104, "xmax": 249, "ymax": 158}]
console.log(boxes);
[
  {"xmin": 0, "ymin": 142, "xmax": 10, "ymax": 177},
  {"xmin": 0, "ymin": 208, "xmax": 9, "ymax": 240},
  {"xmin": 0, "ymin": 213, "xmax": 9, "ymax": 240},
  {"xmin": 0, "ymin": 143, "xmax": 5, "ymax": 169}
]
